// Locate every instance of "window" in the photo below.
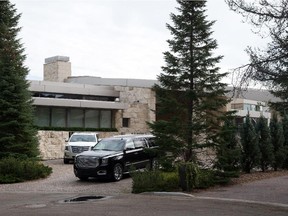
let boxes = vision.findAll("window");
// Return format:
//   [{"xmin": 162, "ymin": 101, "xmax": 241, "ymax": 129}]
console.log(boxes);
[
  {"xmin": 244, "ymin": 104, "xmax": 251, "ymax": 111},
  {"xmin": 231, "ymin": 103, "xmax": 243, "ymax": 110},
  {"xmin": 100, "ymin": 110, "xmax": 111, "ymax": 128},
  {"xmin": 32, "ymin": 92, "xmax": 116, "ymax": 101},
  {"xmin": 34, "ymin": 107, "xmax": 50, "ymax": 127},
  {"xmin": 69, "ymin": 109, "xmax": 84, "ymax": 127},
  {"xmin": 122, "ymin": 118, "xmax": 130, "ymax": 127},
  {"xmin": 134, "ymin": 138, "xmax": 145, "ymax": 148},
  {"xmin": 85, "ymin": 110, "xmax": 99, "ymax": 128},
  {"xmin": 34, "ymin": 106, "xmax": 113, "ymax": 129},
  {"xmin": 51, "ymin": 108, "xmax": 66, "ymax": 127},
  {"xmin": 125, "ymin": 139, "xmax": 135, "ymax": 150}
]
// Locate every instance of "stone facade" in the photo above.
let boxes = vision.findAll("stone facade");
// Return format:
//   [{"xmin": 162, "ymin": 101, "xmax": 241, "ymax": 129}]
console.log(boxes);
[
  {"xmin": 44, "ymin": 56, "xmax": 71, "ymax": 82},
  {"xmin": 115, "ymin": 86, "xmax": 156, "ymax": 134},
  {"xmin": 38, "ymin": 131, "xmax": 119, "ymax": 160},
  {"xmin": 38, "ymin": 131, "xmax": 69, "ymax": 160}
]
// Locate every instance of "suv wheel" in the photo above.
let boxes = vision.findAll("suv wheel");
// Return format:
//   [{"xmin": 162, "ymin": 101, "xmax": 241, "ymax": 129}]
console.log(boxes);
[
  {"xmin": 78, "ymin": 176, "xmax": 88, "ymax": 181},
  {"xmin": 63, "ymin": 158, "xmax": 70, "ymax": 164},
  {"xmin": 112, "ymin": 163, "xmax": 123, "ymax": 181}
]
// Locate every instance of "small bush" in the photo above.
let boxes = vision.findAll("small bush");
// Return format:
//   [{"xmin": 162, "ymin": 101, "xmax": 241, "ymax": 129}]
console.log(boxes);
[
  {"xmin": 196, "ymin": 169, "xmax": 216, "ymax": 189},
  {"xmin": 178, "ymin": 163, "xmax": 230, "ymax": 191},
  {"xmin": 131, "ymin": 170, "xmax": 179, "ymax": 193},
  {"xmin": 178, "ymin": 162, "xmax": 200, "ymax": 191},
  {"xmin": 0, "ymin": 157, "xmax": 52, "ymax": 184}
]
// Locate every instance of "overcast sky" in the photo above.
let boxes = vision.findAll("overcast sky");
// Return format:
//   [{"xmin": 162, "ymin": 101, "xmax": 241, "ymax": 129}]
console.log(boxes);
[{"xmin": 11, "ymin": 0, "xmax": 266, "ymax": 85}]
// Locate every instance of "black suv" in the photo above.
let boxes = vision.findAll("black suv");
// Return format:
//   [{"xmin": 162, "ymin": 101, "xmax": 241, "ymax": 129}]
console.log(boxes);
[{"xmin": 73, "ymin": 134, "xmax": 156, "ymax": 181}]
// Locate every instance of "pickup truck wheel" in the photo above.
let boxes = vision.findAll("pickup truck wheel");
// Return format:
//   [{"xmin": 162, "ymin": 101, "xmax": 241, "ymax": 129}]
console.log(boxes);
[{"xmin": 112, "ymin": 163, "xmax": 123, "ymax": 181}]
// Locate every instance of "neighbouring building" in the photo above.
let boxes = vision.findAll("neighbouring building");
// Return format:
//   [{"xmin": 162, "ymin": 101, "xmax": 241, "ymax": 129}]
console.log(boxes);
[{"xmin": 31, "ymin": 56, "xmax": 279, "ymax": 159}]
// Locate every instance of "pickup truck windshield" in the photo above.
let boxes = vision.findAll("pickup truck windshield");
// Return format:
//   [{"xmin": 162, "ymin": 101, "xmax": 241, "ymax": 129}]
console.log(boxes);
[{"xmin": 93, "ymin": 139, "xmax": 125, "ymax": 151}]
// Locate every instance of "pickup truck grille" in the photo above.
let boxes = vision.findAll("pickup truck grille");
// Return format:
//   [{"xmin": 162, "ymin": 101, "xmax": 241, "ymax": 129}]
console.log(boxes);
[
  {"xmin": 76, "ymin": 156, "xmax": 99, "ymax": 168},
  {"xmin": 71, "ymin": 146, "xmax": 90, "ymax": 153}
]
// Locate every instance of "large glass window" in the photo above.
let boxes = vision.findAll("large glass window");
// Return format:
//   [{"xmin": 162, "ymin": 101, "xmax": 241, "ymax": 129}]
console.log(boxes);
[
  {"xmin": 100, "ymin": 110, "xmax": 112, "ymax": 128},
  {"xmin": 69, "ymin": 109, "xmax": 84, "ymax": 127},
  {"xmin": 34, "ymin": 106, "xmax": 113, "ymax": 129},
  {"xmin": 244, "ymin": 104, "xmax": 251, "ymax": 111},
  {"xmin": 51, "ymin": 108, "xmax": 66, "ymax": 127},
  {"xmin": 34, "ymin": 107, "xmax": 50, "ymax": 127},
  {"xmin": 231, "ymin": 103, "xmax": 243, "ymax": 110},
  {"xmin": 85, "ymin": 109, "xmax": 100, "ymax": 128}
]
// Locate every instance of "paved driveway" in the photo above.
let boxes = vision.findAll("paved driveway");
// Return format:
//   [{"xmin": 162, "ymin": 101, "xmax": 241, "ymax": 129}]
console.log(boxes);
[
  {"xmin": 1, "ymin": 159, "xmax": 288, "ymax": 216},
  {"xmin": 196, "ymin": 175, "xmax": 288, "ymax": 205},
  {"xmin": 0, "ymin": 159, "xmax": 132, "ymax": 195}
]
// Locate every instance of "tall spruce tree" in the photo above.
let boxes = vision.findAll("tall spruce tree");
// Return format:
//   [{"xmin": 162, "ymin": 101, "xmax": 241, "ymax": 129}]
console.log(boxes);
[
  {"xmin": 0, "ymin": 1, "xmax": 39, "ymax": 159},
  {"xmin": 256, "ymin": 116, "xmax": 274, "ymax": 172},
  {"xmin": 270, "ymin": 113, "xmax": 285, "ymax": 171},
  {"xmin": 149, "ymin": 0, "xmax": 229, "ymax": 165},
  {"xmin": 240, "ymin": 115, "xmax": 260, "ymax": 173}
]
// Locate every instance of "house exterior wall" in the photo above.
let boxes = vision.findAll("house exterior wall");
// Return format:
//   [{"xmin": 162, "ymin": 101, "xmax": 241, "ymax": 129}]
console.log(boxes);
[
  {"xmin": 36, "ymin": 86, "xmax": 156, "ymax": 159},
  {"xmin": 34, "ymin": 56, "xmax": 278, "ymax": 160},
  {"xmin": 115, "ymin": 86, "xmax": 156, "ymax": 134},
  {"xmin": 229, "ymin": 98, "xmax": 271, "ymax": 122}
]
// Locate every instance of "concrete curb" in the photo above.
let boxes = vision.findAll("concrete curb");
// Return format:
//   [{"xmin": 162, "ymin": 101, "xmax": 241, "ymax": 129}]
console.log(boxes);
[{"xmin": 142, "ymin": 192, "xmax": 288, "ymax": 209}]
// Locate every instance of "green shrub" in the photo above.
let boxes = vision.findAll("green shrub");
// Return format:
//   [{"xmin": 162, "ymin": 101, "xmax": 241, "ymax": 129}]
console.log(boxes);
[
  {"xmin": 196, "ymin": 169, "xmax": 215, "ymax": 189},
  {"xmin": 0, "ymin": 157, "xmax": 52, "ymax": 184},
  {"xmin": 178, "ymin": 162, "xmax": 200, "ymax": 191},
  {"xmin": 131, "ymin": 170, "xmax": 179, "ymax": 193},
  {"xmin": 178, "ymin": 163, "xmax": 230, "ymax": 191}
]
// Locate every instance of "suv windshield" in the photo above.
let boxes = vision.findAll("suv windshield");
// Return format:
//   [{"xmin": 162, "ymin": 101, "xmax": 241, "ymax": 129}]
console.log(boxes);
[
  {"xmin": 70, "ymin": 135, "xmax": 96, "ymax": 142},
  {"xmin": 93, "ymin": 139, "xmax": 125, "ymax": 151}
]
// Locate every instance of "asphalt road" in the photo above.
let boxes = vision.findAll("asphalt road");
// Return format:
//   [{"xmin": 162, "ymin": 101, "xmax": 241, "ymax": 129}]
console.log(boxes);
[{"xmin": 1, "ymin": 159, "xmax": 288, "ymax": 216}]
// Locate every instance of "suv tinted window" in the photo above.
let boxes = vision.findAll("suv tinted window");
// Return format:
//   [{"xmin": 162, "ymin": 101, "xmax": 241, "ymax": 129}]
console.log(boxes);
[
  {"xmin": 147, "ymin": 137, "xmax": 156, "ymax": 147},
  {"xmin": 125, "ymin": 139, "xmax": 135, "ymax": 150},
  {"xmin": 134, "ymin": 138, "xmax": 147, "ymax": 148}
]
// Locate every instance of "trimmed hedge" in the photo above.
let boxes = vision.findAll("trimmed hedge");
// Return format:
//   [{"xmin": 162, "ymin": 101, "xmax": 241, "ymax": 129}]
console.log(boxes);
[
  {"xmin": 131, "ymin": 170, "xmax": 179, "ymax": 193},
  {"xmin": 132, "ymin": 166, "xmax": 234, "ymax": 193},
  {"xmin": 36, "ymin": 126, "xmax": 118, "ymax": 132}
]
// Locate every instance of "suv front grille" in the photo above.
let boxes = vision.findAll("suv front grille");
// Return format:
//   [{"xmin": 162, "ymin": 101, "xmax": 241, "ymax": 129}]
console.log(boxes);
[
  {"xmin": 71, "ymin": 146, "xmax": 90, "ymax": 153},
  {"xmin": 76, "ymin": 156, "xmax": 99, "ymax": 168}
]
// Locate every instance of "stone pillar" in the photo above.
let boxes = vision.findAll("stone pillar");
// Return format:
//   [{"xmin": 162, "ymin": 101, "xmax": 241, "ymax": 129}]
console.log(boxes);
[{"xmin": 44, "ymin": 56, "xmax": 71, "ymax": 82}]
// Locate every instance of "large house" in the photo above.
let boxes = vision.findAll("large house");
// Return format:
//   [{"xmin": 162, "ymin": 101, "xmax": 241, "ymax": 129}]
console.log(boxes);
[{"xmin": 31, "ymin": 56, "xmax": 278, "ymax": 159}]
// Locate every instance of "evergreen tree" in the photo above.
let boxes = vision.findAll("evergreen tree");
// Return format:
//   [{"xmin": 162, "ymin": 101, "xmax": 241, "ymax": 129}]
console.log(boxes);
[
  {"xmin": 270, "ymin": 113, "xmax": 285, "ymax": 171},
  {"xmin": 281, "ymin": 114, "xmax": 288, "ymax": 169},
  {"xmin": 215, "ymin": 116, "xmax": 241, "ymax": 176},
  {"xmin": 0, "ymin": 1, "xmax": 39, "ymax": 159},
  {"xmin": 240, "ymin": 115, "xmax": 260, "ymax": 173},
  {"xmin": 149, "ymin": 0, "xmax": 229, "ymax": 166},
  {"xmin": 256, "ymin": 115, "xmax": 274, "ymax": 172}
]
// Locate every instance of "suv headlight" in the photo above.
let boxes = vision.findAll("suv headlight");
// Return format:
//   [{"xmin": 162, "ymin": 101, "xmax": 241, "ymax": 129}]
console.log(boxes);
[{"xmin": 101, "ymin": 157, "xmax": 109, "ymax": 165}]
